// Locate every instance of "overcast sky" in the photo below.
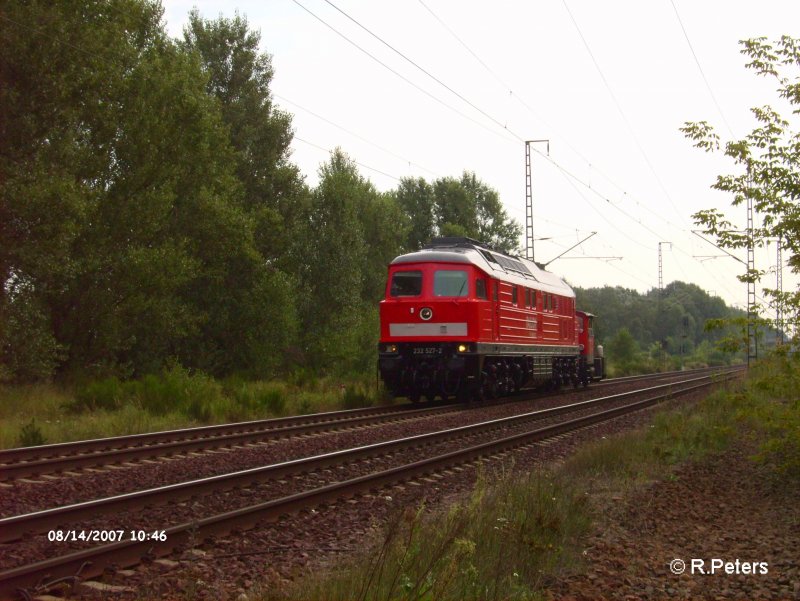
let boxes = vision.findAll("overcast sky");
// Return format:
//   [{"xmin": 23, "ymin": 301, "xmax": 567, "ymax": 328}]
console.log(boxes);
[{"xmin": 162, "ymin": 0, "xmax": 799, "ymax": 315}]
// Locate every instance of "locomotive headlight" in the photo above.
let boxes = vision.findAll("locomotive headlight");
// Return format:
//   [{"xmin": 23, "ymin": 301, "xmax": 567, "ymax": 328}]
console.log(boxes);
[
  {"xmin": 386, "ymin": 344, "xmax": 398, "ymax": 353},
  {"xmin": 457, "ymin": 344, "xmax": 468, "ymax": 353}
]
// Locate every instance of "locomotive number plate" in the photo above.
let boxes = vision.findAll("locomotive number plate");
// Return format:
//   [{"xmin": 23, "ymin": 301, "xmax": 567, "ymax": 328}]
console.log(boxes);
[{"xmin": 413, "ymin": 347, "xmax": 442, "ymax": 355}]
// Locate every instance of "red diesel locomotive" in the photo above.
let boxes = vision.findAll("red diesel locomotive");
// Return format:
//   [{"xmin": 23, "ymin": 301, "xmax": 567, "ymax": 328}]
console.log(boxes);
[{"xmin": 378, "ymin": 237, "xmax": 604, "ymax": 401}]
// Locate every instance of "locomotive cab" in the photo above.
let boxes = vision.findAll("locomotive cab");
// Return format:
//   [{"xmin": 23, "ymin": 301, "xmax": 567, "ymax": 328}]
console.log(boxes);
[{"xmin": 379, "ymin": 257, "xmax": 488, "ymax": 401}]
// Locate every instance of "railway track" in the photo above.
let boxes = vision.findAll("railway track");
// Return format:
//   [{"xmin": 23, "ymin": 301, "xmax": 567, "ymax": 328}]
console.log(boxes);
[
  {"xmin": 0, "ymin": 366, "xmax": 731, "ymax": 482},
  {"xmin": 0, "ymin": 368, "xmax": 739, "ymax": 599}
]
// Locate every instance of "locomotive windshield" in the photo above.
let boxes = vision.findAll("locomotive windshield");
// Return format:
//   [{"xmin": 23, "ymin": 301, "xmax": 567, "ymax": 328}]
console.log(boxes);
[
  {"xmin": 434, "ymin": 270, "xmax": 468, "ymax": 297},
  {"xmin": 390, "ymin": 270, "xmax": 422, "ymax": 297}
]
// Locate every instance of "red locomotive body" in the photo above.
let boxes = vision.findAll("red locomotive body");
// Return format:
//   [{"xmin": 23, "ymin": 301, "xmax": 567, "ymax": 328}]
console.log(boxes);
[{"xmin": 378, "ymin": 237, "xmax": 604, "ymax": 401}]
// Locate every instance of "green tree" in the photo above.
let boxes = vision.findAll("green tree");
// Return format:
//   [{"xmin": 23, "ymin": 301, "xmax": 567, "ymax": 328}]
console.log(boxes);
[
  {"xmin": 1, "ymin": 0, "xmax": 298, "ymax": 380},
  {"xmin": 429, "ymin": 172, "xmax": 521, "ymax": 253},
  {"xmin": 681, "ymin": 36, "xmax": 800, "ymax": 333},
  {"xmin": 608, "ymin": 327, "xmax": 639, "ymax": 370},
  {"xmin": 461, "ymin": 171, "xmax": 522, "ymax": 253},
  {"xmin": 358, "ymin": 193, "xmax": 409, "ymax": 303},
  {"xmin": 181, "ymin": 10, "xmax": 307, "ymax": 265},
  {"xmin": 394, "ymin": 177, "xmax": 436, "ymax": 251},
  {"xmin": 0, "ymin": 0, "xmax": 190, "ymax": 379},
  {"xmin": 298, "ymin": 149, "xmax": 368, "ymax": 371},
  {"xmin": 433, "ymin": 176, "xmax": 478, "ymax": 238},
  {"xmin": 69, "ymin": 43, "xmax": 243, "ymax": 376},
  {"xmin": 181, "ymin": 10, "xmax": 308, "ymax": 375}
]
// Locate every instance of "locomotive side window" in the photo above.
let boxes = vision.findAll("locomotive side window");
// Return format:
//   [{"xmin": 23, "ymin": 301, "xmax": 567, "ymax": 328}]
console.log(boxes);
[
  {"xmin": 525, "ymin": 289, "xmax": 531, "ymax": 308},
  {"xmin": 476, "ymin": 278, "xmax": 487, "ymax": 299},
  {"xmin": 434, "ymin": 270, "xmax": 468, "ymax": 297},
  {"xmin": 390, "ymin": 270, "xmax": 422, "ymax": 297},
  {"xmin": 511, "ymin": 285, "xmax": 518, "ymax": 305}
]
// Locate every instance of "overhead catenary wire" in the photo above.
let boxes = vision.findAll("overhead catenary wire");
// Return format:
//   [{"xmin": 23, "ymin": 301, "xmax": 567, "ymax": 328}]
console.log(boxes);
[
  {"xmin": 561, "ymin": 0, "xmax": 689, "ymax": 228},
  {"xmin": 443, "ymin": 7, "xmax": 741, "ymax": 303},
  {"xmin": 294, "ymin": 136, "xmax": 401, "ymax": 181},
  {"xmin": 321, "ymin": 0, "xmax": 523, "ymax": 142},
  {"xmin": 1, "ymin": 4, "xmax": 689, "ymax": 256},
  {"xmin": 290, "ymin": 0, "xmax": 518, "ymax": 145},
  {"xmin": 411, "ymin": 2, "xmax": 703, "ymax": 242},
  {"xmin": 276, "ymin": 93, "xmax": 440, "ymax": 178},
  {"xmin": 553, "ymin": 164, "xmax": 655, "ymax": 252},
  {"xmin": 415, "ymin": 0, "xmax": 683, "ymax": 228},
  {"xmin": 668, "ymin": 0, "xmax": 737, "ymax": 139}
]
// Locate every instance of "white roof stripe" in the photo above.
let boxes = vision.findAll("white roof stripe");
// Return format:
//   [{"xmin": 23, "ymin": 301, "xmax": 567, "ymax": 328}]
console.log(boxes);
[{"xmin": 391, "ymin": 246, "xmax": 575, "ymax": 298}]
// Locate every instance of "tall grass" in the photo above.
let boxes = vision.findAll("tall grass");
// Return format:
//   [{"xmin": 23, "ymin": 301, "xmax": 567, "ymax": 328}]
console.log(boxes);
[
  {"xmin": 0, "ymin": 368, "xmax": 386, "ymax": 449},
  {"xmin": 291, "ymin": 469, "xmax": 591, "ymax": 601}
]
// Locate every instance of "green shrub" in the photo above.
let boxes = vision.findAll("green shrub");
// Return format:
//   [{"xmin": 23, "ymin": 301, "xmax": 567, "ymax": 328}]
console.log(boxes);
[
  {"xmin": 258, "ymin": 386, "xmax": 287, "ymax": 416},
  {"xmin": 129, "ymin": 366, "xmax": 225, "ymax": 422},
  {"xmin": 286, "ymin": 367, "xmax": 318, "ymax": 389},
  {"xmin": 342, "ymin": 383, "xmax": 372, "ymax": 409},
  {"xmin": 296, "ymin": 395, "xmax": 314, "ymax": 415},
  {"xmin": 18, "ymin": 419, "xmax": 46, "ymax": 447},
  {"xmin": 747, "ymin": 353, "xmax": 800, "ymax": 483},
  {"xmin": 757, "ymin": 408, "xmax": 800, "ymax": 481},
  {"xmin": 70, "ymin": 377, "xmax": 126, "ymax": 412}
]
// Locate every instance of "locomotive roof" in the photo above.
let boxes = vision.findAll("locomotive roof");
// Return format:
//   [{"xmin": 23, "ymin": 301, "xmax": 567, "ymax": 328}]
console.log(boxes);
[{"xmin": 391, "ymin": 238, "xmax": 575, "ymax": 298}]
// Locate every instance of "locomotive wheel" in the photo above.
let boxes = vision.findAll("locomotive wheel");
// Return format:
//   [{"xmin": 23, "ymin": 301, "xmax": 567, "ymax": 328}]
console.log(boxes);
[
  {"xmin": 409, "ymin": 390, "xmax": 421, "ymax": 403},
  {"xmin": 482, "ymin": 371, "xmax": 498, "ymax": 399},
  {"xmin": 442, "ymin": 371, "xmax": 461, "ymax": 401}
]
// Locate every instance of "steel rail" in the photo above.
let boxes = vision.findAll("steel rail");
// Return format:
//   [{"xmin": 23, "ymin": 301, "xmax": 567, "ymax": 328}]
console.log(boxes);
[
  {"xmin": 0, "ymin": 369, "xmax": 738, "ymax": 544},
  {"xmin": 0, "ymin": 403, "xmax": 433, "ymax": 465},
  {"xmin": 0, "ymin": 371, "xmax": 738, "ymax": 598},
  {"xmin": 0, "ymin": 403, "xmax": 464, "ymax": 481}
]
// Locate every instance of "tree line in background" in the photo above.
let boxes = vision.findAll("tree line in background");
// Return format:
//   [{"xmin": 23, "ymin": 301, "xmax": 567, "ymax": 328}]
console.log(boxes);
[
  {"xmin": 575, "ymin": 282, "xmax": 751, "ymax": 375},
  {"xmin": 0, "ymin": 0, "xmax": 522, "ymax": 382},
  {"xmin": 1, "ymin": 1, "xmax": 752, "ymax": 384}
]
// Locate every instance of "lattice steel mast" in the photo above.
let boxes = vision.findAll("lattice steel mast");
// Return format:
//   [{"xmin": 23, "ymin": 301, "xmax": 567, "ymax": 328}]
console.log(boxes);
[{"xmin": 524, "ymin": 140, "xmax": 549, "ymax": 262}]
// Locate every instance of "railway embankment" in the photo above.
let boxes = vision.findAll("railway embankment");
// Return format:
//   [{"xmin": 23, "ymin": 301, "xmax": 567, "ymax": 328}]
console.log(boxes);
[{"xmin": 277, "ymin": 354, "xmax": 798, "ymax": 601}]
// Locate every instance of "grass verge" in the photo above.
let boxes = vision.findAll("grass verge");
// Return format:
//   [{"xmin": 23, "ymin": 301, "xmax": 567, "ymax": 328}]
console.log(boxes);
[{"xmin": 0, "ymin": 366, "xmax": 384, "ymax": 449}]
